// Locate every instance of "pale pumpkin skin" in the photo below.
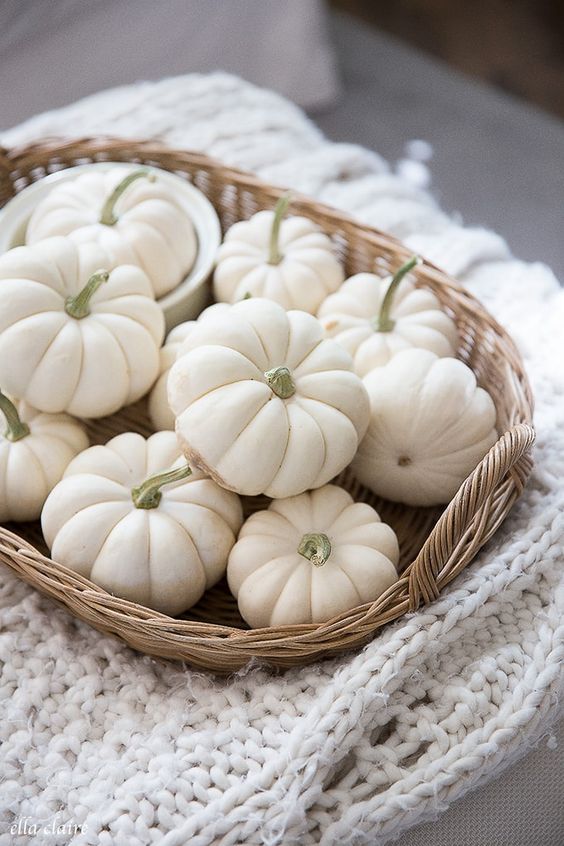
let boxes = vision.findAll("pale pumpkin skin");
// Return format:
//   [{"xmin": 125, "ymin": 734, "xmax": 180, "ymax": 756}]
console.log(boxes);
[
  {"xmin": 41, "ymin": 431, "xmax": 243, "ymax": 616},
  {"xmin": 168, "ymin": 298, "xmax": 370, "ymax": 498},
  {"xmin": 0, "ymin": 394, "xmax": 89, "ymax": 522},
  {"xmin": 148, "ymin": 304, "xmax": 230, "ymax": 431},
  {"xmin": 148, "ymin": 323, "xmax": 194, "ymax": 432},
  {"xmin": 0, "ymin": 238, "xmax": 164, "ymax": 418},
  {"xmin": 26, "ymin": 167, "xmax": 197, "ymax": 298},
  {"xmin": 353, "ymin": 349, "xmax": 498, "ymax": 507},
  {"xmin": 213, "ymin": 197, "xmax": 344, "ymax": 313},
  {"xmin": 317, "ymin": 267, "xmax": 458, "ymax": 377},
  {"xmin": 227, "ymin": 484, "xmax": 399, "ymax": 627}
]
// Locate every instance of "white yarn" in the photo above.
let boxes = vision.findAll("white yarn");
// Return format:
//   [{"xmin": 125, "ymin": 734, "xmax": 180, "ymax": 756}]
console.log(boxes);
[{"xmin": 1, "ymin": 72, "xmax": 563, "ymax": 846}]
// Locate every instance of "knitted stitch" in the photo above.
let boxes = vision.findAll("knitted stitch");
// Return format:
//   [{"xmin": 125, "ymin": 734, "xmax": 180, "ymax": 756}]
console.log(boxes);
[{"xmin": 0, "ymin": 73, "xmax": 563, "ymax": 846}]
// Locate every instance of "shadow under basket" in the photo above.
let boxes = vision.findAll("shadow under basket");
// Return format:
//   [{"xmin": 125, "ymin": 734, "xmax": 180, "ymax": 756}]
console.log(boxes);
[{"xmin": 0, "ymin": 137, "xmax": 535, "ymax": 673}]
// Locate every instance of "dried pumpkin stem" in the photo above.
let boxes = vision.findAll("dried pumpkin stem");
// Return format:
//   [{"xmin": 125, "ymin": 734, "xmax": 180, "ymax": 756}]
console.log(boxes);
[
  {"xmin": 264, "ymin": 366, "xmax": 296, "ymax": 399},
  {"xmin": 298, "ymin": 532, "xmax": 332, "ymax": 567},
  {"xmin": 0, "ymin": 390, "xmax": 30, "ymax": 442},
  {"xmin": 132, "ymin": 464, "xmax": 193, "ymax": 510},
  {"xmin": 268, "ymin": 193, "xmax": 292, "ymax": 265},
  {"xmin": 100, "ymin": 169, "xmax": 155, "ymax": 226},
  {"xmin": 374, "ymin": 255, "xmax": 420, "ymax": 333},
  {"xmin": 65, "ymin": 270, "xmax": 110, "ymax": 319}
]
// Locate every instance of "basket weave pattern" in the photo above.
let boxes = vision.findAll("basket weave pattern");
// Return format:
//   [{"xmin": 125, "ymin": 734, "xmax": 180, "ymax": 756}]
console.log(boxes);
[{"xmin": 0, "ymin": 138, "xmax": 534, "ymax": 672}]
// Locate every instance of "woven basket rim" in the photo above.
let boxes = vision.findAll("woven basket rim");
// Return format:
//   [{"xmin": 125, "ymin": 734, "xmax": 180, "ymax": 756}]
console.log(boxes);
[{"xmin": 0, "ymin": 137, "xmax": 535, "ymax": 671}]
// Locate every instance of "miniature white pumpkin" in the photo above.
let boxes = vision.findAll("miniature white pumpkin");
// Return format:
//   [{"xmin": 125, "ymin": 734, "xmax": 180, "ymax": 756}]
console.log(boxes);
[
  {"xmin": 227, "ymin": 484, "xmax": 399, "ymax": 627},
  {"xmin": 0, "ymin": 237, "xmax": 165, "ymax": 418},
  {"xmin": 0, "ymin": 390, "xmax": 89, "ymax": 522},
  {"xmin": 148, "ymin": 303, "xmax": 230, "ymax": 431},
  {"xmin": 353, "ymin": 349, "xmax": 498, "ymax": 507},
  {"xmin": 318, "ymin": 257, "xmax": 458, "ymax": 376},
  {"xmin": 41, "ymin": 431, "xmax": 243, "ymax": 615},
  {"xmin": 213, "ymin": 195, "xmax": 344, "ymax": 313},
  {"xmin": 26, "ymin": 166, "xmax": 197, "ymax": 298},
  {"xmin": 168, "ymin": 298, "xmax": 370, "ymax": 498}
]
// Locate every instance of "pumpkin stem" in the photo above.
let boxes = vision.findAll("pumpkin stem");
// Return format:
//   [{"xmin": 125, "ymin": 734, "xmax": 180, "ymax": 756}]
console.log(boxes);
[
  {"xmin": 132, "ymin": 463, "xmax": 192, "ymax": 510},
  {"xmin": 0, "ymin": 390, "xmax": 30, "ymax": 442},
  {"xmin": 65, "ymin": 270, "xmax": 110, "ymax": 319},
  {"xmin": 298, "ymin": 532, "xmax": 332, "ymax": 567},
  {"xmin": 100, "ymin": 169, "xmax": 155, "ymax": 226},
  {"xmin": 373, "ymin": 256, "xmax": 420, "ymax": 333},
  {"xmin": 264, "ymin": 366, "xmax": 296, "ymax": 399},
  {"xmin": 268, "ymin": 193, "xmax": 292, "ymax": 265}
]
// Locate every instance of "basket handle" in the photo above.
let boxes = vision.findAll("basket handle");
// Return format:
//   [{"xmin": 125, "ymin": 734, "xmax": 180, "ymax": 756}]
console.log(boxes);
[{"xmin": 407, "ymin": 422, "xmax": 535, "ymax": 610}]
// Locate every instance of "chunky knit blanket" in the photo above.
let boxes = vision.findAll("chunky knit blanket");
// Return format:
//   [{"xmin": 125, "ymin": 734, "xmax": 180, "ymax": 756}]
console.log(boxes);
[{"xmin": 1, "ymin": 73, "xmax": 563, "ymax": 846}]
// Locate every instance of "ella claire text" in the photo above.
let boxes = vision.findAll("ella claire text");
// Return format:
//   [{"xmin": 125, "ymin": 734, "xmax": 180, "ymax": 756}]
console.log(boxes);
[{"xmin": 11, "ymin": 816, "xmax": 88, "ymax": 836}]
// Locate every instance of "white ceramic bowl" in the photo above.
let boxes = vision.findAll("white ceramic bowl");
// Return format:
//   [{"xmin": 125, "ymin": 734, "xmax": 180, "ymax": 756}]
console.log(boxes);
[{"xmin": 0, "ymin": 162, "xmax": 221, "ymax": 330}]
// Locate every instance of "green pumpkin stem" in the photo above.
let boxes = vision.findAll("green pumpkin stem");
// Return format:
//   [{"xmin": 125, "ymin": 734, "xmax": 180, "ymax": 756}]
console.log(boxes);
[
  {"xmin": 298, "ymin": 532, "xmax": 332, "ymax": 567},
  {"xmin": 374, "ymin": 255, "xmax": 421, "ymax": 333},
  {"xmin": 264, "ymin": 366, "xmax": 296, "ymax": 399},
  {"xmin": 132, "ymin": 464, "xmax": 192, "ymax": 510},
  {"xmin": 100, "ymin": 169, "xmax": 155, "ymax": 226},
  {"xmin": 65, "ymin": 270, "xmax": 110, "ymax": 319},
  {"xmin": 268, "ymin": 193, "xmax": 292, "ymax": 265},
  {"xmin": 0, "ymin": 390, "xmax": 30, "ymax": 442}
]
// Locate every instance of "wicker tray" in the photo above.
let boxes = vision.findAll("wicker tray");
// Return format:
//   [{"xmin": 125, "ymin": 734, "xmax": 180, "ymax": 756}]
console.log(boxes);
[{"xmin": 0, "ymin": 137, "xmax": 535, "ymax": 673}]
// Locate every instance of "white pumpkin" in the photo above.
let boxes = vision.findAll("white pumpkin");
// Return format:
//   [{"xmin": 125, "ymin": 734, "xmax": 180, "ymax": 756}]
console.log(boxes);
[
  {"xmin": 168, "ymin": 298, "xmax": 370, "ymax": 498},
  {"xmin": 0, "ymin": 237, "xmax": 165, "ymax": 418},
  {"xmin": 148, "ymin": 303, "xmax": 230, "ymax": 431},
  {"xmin": 0, "ymin": 390, "xmax": 88, "ymax": 522},
  {"xmin": 41, "ymin": 431, "xmax": 243, "ymax": 616},
  {"xmin": 213, "ymin": 195, "xmax": 344, "ymax": 313},
  {"xmin": 318, "ymin": 257, "xmax": 458, "ymax": 376},
  {"xmin": 227, "ymin": 484, "xmax": 399, "ymax": 627},
  {"xmin": 26, "ymin": 166, "xmax": 197, "ymax": 298},
  {"xmin": 353, "ymin": 349, "xmax": 498, "ymax": 507}
]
